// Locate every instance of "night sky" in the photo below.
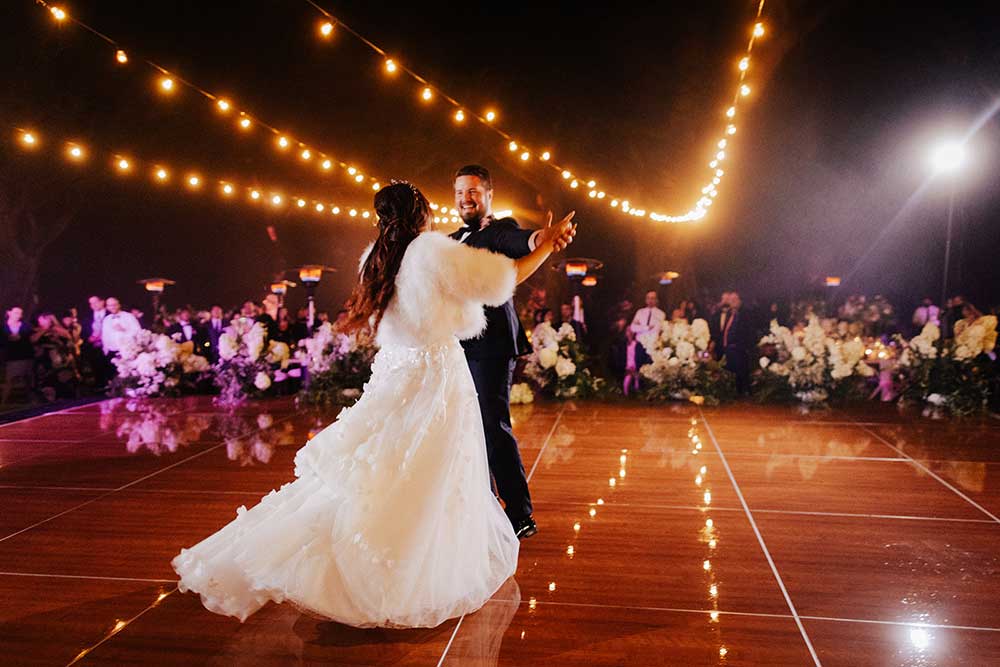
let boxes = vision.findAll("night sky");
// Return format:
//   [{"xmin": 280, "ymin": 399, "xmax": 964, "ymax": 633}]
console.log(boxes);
[{"xmin": 2, "ymin": 1, "xmax": 999, "ymax": 321}]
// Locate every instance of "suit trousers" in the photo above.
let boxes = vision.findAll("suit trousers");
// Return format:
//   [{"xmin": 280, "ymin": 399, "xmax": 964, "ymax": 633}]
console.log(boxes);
[{"xmin": 466, "ymin": 356, "xmax": 533, "ymax": 522}]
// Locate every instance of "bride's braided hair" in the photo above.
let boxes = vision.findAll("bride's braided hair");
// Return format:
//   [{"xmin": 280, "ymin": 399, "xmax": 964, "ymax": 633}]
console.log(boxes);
[{"xmin": 341, "ymin": 181, "xmax": 431, "ymax": 333}]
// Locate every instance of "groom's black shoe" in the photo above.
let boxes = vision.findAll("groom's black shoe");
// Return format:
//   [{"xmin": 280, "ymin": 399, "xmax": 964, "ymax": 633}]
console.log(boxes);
[{"xmin": 513, "ymin": 516, "xmax": 537, "ymax": 540}]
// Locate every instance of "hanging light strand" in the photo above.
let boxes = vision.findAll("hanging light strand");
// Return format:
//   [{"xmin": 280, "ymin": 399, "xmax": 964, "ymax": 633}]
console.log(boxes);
[
  {"xmin": 305, "ymin": 0, "xmax": 769, "ymax": 222},
  {"xmin": 33, "ymin": 0, "xmax": 393, "ymax": 197},
  {"xmin": 9, "ymin": 124, "xmax": 379, "ymax": 221}
]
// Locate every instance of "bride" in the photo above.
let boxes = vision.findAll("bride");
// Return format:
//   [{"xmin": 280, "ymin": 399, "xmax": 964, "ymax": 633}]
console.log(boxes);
[{"xmin": 173, "ymin": 181, "xmax": 576, "ymax": 628}]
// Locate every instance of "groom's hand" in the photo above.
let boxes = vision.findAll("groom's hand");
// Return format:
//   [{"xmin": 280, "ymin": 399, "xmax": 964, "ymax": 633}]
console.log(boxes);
[{"xmin": 538, "ymin": 211, "xmax": 577, "ymax": 252}]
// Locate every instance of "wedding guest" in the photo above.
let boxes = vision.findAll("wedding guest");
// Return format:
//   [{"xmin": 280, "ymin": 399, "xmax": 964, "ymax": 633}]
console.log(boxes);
[
  {"xmin": 317, "ymin": 311, "xmax": 331, "ymax": 326},
  {"xmin": 558, "ymin": 302, "xmax": 586, "ymax": 340},
  {"xmin": 630, "ymin": 290, "xmax": 666, "ymax": 339},
  {"xmin": 291, "ymin": 307, "xmax": 310, "ymax": 342},
  {"xmin": 100, "ymin": 297, "xmax": 142, "ymax": 362},
  {"xmin": 205, "ymin": 305, "xmax": 227, "ymax": 362},
  {"xmin": 611, "ymin": 325, "xmax": 651, "ymax": 397},
  {"xmin": 718, "ymin": 291, "xmax": 752, "ymax": 395},
  {"xmin": 952, "ymin": 302, "xmax": 984, "ymax": 337},
  {"xmin": 1, "ymin": 306, "xmax": 35, "ymax": 405},
  {"xmin": 274, "ymin": 307, "xmax": 294, "ymax": 344},
  {"xmin": 911, "ymin": 297, "xmax": 941, "ymax": 334},
  {"xmin": 531, "ymin": 308, "xmax": 555, "ymax": 342},
  {"xmin": 31, "ymin": 312, "xmax": 79, "ymax": 400},
  {"xmin": 255, "ymin": 295, "xmax": 280, "ymax": 339},
  {"xmin": 61, "ymin": 308, "xmax": 83, "ymax": 357},
  {"xmin": 131, "ymin": 308, "xmax": 148, "ymax": 331},
  {"xmin": 167, "ymin": 307, "xmax": 206, "ymax": 352}
]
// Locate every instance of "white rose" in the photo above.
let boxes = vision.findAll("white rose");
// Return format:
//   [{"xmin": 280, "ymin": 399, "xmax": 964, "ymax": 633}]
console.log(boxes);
[
  {"xmin": 759, "ymin": 357, "xmax": 770, "ymax": 369},
  {"xmin": 555, "ymin": 357, "xmax": 577, "ymax": 378},
  {"xmin": 791, "ymin": 346, "xmax": 807, "ymax": 362},
  {"xmin": 557, "ymin": 323, "xmax": 577, "ymax": 341},
  {"xmin": 267, "ymin": 341, "xmax": 290, "ymax": 363},
  {"xmin": 538, "ymin": 347, "xmax": 559, "ymax": 369},
  {"xmin": 135, "ymin": 352, "xmax": 157, "ymax": 378},
  {"xmin": 254, "ymin": 372, "xmax": 272, "ymax": 390},
  {"xmin": 675, "ymin": 340, "xmax": 695, "ymax": 362},
  {"xmin": 218, "ymin": 333, "xmax": 238, "ymax": 361}
]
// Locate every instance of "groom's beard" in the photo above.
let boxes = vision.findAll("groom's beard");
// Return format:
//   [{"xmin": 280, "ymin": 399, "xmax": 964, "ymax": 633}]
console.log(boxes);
[{"xmin": 460, "ymin": 210, "xmax": 484, "ymax": 225}]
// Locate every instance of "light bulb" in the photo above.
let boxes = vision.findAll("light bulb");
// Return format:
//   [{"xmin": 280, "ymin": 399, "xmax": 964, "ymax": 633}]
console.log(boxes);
[
  {"xmin": 66, "ymin": 144, "xmax": 84, "ymax": 160},
  {"xmin": 520, "ymin": 151, "xmax": 530, "ymax": 161},
  {"xmin": 296, "ymin": 198, "xmax": 306, "ymax": 208},
  {"xmin": 238, "ymin": 116, "xmax": 252, "ymax": 130},
  {"xmin": 300, "ymin": 148, "xmax": 311, "ymax": 160},
  {"xmin": 421, "ymin": 87, "xmax": 433, "ymax": 101},
  {"xmin": 455, "ymin": 109, "xmax": 465, "ymax": 122},
  {"xmin": 541, "ymin": 151, "xmax": 551, "ymax": 161},
  {"xmin": 508, "ymin": 141, "xmax": 518, "ymax": 152},
  {"xmin": 319, "ymin": 21, "xmax": 334, "ymax": 37},
  {"xmin": 753, "ymin": 22, "xmax": 765, "ymax": 37},
  {"xmin": 222, "ymin": 183, "xmax": 234, "ymax": 196},
  {"xmin": 277, "ymin": 136, "xmax": 290, "ymax": 149},
  {"xmin": 117, "ymin": 158, "xmax": 131, "ymax": 171},
  {"xmin": 727, "ymin": 124, "xmax": 736, "ymax": 135},
  {"xmin": 115, "ymin": 50, "xmax": 128, "ymax": 64},
  {"xmin": 155, "ymin": 168, "xmax": 169, "ymax": 181},
  {"xmin": 740, "ymin": 84, "xmax": 751, "ymax": 96},
  {"xmin": 485, "ymin": 110, "xmax": 497, "ymax": 122},
  {"xmin": 187, "ymin": 175, "xmax": 201, "ymax": 188},
  {"xmin": 271, "ymin": 195, "xmax": 282, "ymax": 205},
  {"xmin": 321, "ymin": 159, "xmax": 332, "ymax": 171},
  {"xmin": 50, "ymin": 7, "xmax": 67, "ymax": 21},
  {"xmin": 314, "ymin": 203, "xmax": 324, "ymax": 213},
  {"xmin": 251, "ymin": 190, "xmax": 261, "ymax": 200},
  {"xmin": 159, "ymin": 77, "xmax": 175, "ymax": 93},
  {"xmin": 384, "ymin": 59, "xmax": 397, "ymax": 74},
  {"xmin": 216, "ymin": 99, "xmax": 231, "ymax": 112},
  {"xmin": 354, "ymin": 174, "xmax": 364, "ymax": 183},
  {"xmin": 738, "ymin": 57, "xmax": 750, "ymax": 71}
]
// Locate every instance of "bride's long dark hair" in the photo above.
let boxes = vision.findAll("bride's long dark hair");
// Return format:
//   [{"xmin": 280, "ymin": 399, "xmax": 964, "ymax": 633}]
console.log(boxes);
[{"xmin": 341, "ymin": 182, "xmax": 431, "ymax": 333}]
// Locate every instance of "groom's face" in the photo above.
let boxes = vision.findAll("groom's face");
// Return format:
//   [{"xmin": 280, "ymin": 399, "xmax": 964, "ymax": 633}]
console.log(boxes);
[{"xmin": 454, "ymin": 175, "xmax": 492, "ymax": 223}]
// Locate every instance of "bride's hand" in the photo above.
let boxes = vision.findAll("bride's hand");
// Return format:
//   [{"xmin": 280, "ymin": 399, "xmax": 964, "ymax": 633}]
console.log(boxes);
[{"xmin": 539, "ymin": 211, "xmax": 577, "ymax": 252}]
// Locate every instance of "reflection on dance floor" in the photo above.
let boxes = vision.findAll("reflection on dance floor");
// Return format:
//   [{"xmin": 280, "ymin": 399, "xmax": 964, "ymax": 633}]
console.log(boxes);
[{"xmin": 1, "ymin": 397, "xmax": 999, "ymax": 665}]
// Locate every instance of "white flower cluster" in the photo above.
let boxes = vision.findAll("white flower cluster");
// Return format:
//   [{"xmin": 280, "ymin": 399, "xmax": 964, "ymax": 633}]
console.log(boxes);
[
  {"xmin": 639, "ymin": 318, "xmax": 711, "ymax": 389},
  {"xmin": 529, "ymin": 322, "xmax": 578, "ymax": 379},
  {"xmin": 953, "ymin": 316, "xmax": 998, "ymax": 361},
  {"xmin": 510, "ymin": 382, "xmax": 535, "ymax": 405},
  {"xmin": 898, "ymin": 322, "xmax": 940, "ymax": 367},
  {"xmin": 759, "ymin": 316, "xmax": 874, "ymax": 400},
  {"xmin": 112, "ymin": 329, "xmax": 210, "ymax": 397},
  {"xmin": 295, "ymin": 322, "xmax": 363, "ymax": 374}
]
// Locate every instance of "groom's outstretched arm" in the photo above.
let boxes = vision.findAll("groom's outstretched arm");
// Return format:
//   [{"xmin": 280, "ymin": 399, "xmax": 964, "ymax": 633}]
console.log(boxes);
[{"xmin": 487, "ymin": 217, "xmax": 535, "ymax": 259}]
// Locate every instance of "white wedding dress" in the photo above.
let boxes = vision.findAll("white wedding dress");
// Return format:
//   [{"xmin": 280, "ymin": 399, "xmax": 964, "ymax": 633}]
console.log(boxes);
[{"xmin": 173, "ymin": 231, "xmax": 520, "ymax": 627}]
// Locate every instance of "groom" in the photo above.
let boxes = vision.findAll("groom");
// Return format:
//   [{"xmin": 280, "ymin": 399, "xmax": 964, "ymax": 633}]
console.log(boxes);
[{"xmin": 451, "ymin": 164, "xmax": 576, "ymax": 539}]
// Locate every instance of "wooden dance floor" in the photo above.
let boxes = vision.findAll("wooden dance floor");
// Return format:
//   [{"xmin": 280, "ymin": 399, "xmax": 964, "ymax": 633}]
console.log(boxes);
[{"xmin": 1, "ymin": 397, "xmax": 998, "ymax": 665}]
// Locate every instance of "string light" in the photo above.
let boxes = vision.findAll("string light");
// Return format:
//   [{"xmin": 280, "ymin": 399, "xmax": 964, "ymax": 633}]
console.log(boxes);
[
  {"xmin": 19, "ymin": 130, "xmax": 38, "ymax": 147},
  {"xmin": 271, "ymin": 194, "xmax": 282, "ymax": 205},
  {"xmin": 541, "ymin": 151, "xmax": 551, "ymax": 161},
  {"xmin": 421, "ymin": 87, "xmax": 433, "ymax": 101},
  {"xmin": 250, "ymin": 189, "xmax": 261, "ymax": 200},
  {"xmin": 154, "ymin": 167, "xmax": 169, "ymax": 182},
  {"xmin": 302, "ymin": 0, "xmax": 770, "ymax": 224},
  {"xmin": 319, "ymin": 21, "xmax": 334, "ymax": 38},
  {"xmin": 277, "ymin": 136, "xmax": 290, "ymax": 150},
  {"xmin": 384, "ymin": 58, "xmax": 398, "ymax": 74},
  {"xmin": 32, "ymin": 3, "xmax": 397, "ymax": 206},
  {"xmin": 520, "ymin": 151, "xmax": 530, "ymax": 161},
  {"xmin": 50, "ymin": 6, "xmax": 67, "ymax": 21},
  {"xmin": 222, "ymin": 183, "xmax": 235, "ymax": 196},
  {"xmin": 300, "ymin": 148, "xmax": 312, "ymax": 160},
  {"xmin": 66, "ymin": 143, "xmax": 85, "ymax": 161},
  {"xmin": 116, "ymin": 157, "xmax": 131, "ymax": 172},
  {"xmin": 187, "ymin": 174, "xmax": 201, "ymax": 188},
  {"xmin": 454, "ymin": 109, "xmax": 465, "ymax": 123}
]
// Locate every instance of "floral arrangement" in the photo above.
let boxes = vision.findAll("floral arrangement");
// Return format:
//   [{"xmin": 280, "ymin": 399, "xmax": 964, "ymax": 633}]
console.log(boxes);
[
  {"xmin": 214, "ymin": 318, "xmax": 293, "ymax": 405},
  {"xmin": 638, "ymin": 319, "xmax": 735, "ymax": 405},
  {"xmin": 522, "ymin": 322, "xmax": 603, "ymax": 399},
  {"xmin": 896, "ymin": 317, "xmax": 997, "ymax": 417},
  {"xmin": 295, "ymin": 322, "xmax": 377, "ymax": 405},
  {"xmin": 755, "ymin": 316, "xmax": 875, "ymax": 404},
  {"xmin": 109, "ymin": 329, "xmax": 211, "ymax": 398},
  {"xmin": 510, "ymin": 382, "xmax": 535, "ymax": 405}
]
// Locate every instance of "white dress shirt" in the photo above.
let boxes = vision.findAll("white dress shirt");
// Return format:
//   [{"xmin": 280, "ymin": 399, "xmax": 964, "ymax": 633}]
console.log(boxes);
[
  {"xmin": 630, "ymin": 306, "xmax": 666, "ymax": 337},
  {"xmin": 100, "ymin": 311, "xmax": 142, "ymax": 353}
]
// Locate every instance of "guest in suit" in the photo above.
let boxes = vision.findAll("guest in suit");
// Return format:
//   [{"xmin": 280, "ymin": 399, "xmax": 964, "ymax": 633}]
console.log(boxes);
[
  {"xmin": 167, "ymin": 307, "xmax": 207, "ymax": 354},
  {"xmin": 204, "ymin": 305, "xmax": 227, "ymax": 362},
  {"xmin": 718, "ymin": 291, "xmax": 752, "ymax": 395},
  {"xmin": 557, "ymin": 302, "xmax": 586, "ymax": 341},
  {"xmin": 2, "ymin": 306, "xmax": 35, "ymax": 404},
  {"xmin": 450, "ymin": 164, "xmax": 576, "ymax": 539}
]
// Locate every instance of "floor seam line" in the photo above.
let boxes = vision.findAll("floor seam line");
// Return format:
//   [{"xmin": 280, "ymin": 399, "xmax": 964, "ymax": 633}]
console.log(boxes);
[
  {"xmin": 860, "ymin": 425, "xmax": 1000, "ymax": 524},
  {"xmin": 699, "ymin": 408, "xmax": 823, "ymax": 667}
]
